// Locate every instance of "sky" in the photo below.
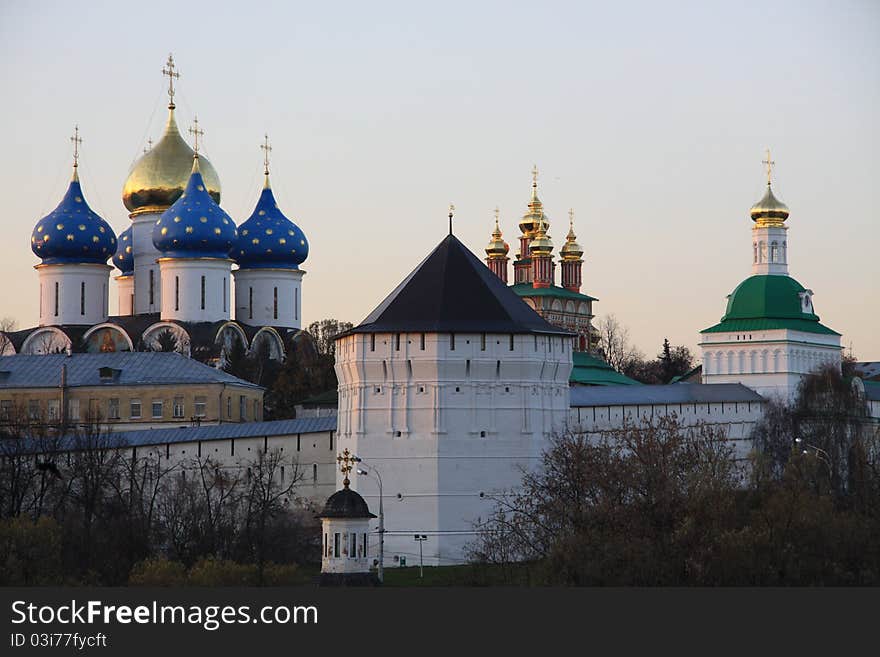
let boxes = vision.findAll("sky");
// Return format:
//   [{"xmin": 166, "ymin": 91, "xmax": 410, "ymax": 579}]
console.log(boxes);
[{"xmin": 1, "ymin": 0, "xmax": 878, "ymax": 360}]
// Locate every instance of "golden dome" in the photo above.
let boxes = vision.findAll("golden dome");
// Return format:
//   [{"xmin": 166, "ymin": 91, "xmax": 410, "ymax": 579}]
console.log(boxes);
[
  {"xmin": 560, "ymin": 210, "xmax": 583, "ymax": 261},
  {"xmin": 518, "ymin": 170, "xmax": 550, "ymax": 237},
  {"xmin": 485, "ymin": 211, "xmax": 509, "ymax": 259},
  {"xmin": 122, "ymin": 105, "xmax": 221, "ymax": 216},
  {"xmin": 750, "ymin": 184, "xmax": 789, "ymax": 227},
  {"xmin": 528, "ymin": 218, "xmax": 553, "ymax": 256}
]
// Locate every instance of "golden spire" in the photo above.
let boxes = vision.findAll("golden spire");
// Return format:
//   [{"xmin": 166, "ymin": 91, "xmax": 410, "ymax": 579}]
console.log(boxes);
[
  {"xmin": 485, "ymin": 205, "xmax": 509, "ymax": 259},
  {"xmin": 162, "ymin": 53, "xmax": 181, "ymax": 109},
  {"xmin": 337, "ymin": 448, "xmax": 356, "ymax": 488},
  {"xmin": 260, "ymin": 133, "xmax": 272, "ymax": 188},
  {"xmin": 762, "ymin": 147, "xmax": 775, "ymax": 187},
  {"xmin": 70, "ymin": 125, "xmax": 82, "ymax": 182},
  {"xmin": 560, "ymin": 208, "xmax": 584, "ymax": 261}
]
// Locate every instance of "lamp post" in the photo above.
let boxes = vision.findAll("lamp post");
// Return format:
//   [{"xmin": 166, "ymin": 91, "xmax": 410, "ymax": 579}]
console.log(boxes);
[
  {"xmin": 414, "ymin": 534, "xmax": 428, "ymax": 578},
  {"xmin": 794, "ymin": 438, "xmax": 833, "ymax": 479},
  {"xmin": 356, "ymin": 462, "xmax": 384, "ymax": 583}
]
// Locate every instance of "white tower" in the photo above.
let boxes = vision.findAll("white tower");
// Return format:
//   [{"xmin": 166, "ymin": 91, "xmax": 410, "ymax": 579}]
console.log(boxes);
[
  {"xmin": 700, "ymin": 152, "xmax": 842, "ymax": 399},
  {"xmin": 31, "ymin": 127, "xmax": 116, "ymax": 327},
  {"xmin": 334, "ymin": 232, "xmax": 573, "ymax": 567},
  {"xmin": 233, "ymin": 136, "xmax": 308, "ymax": 329}
]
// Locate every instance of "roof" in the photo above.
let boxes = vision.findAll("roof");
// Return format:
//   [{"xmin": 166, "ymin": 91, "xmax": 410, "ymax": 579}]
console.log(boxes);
[
  {"xmin": 342, "ymin": 234, "xmax": 571, "ymax": 336},
  {"xmin": 863, "ymin": 381, "xmax": 880, "ymax": 402},
  {"xmin": 235, "ymin": 183, "xmax": 308, "ymax": 269},
  {"xmin": 570, "ymin": 351, "xmax": 640, "ymax": 386},
  {"xmin": 2, "ymin": 416, "xmax": 337, "ymax": 454},
  {"xmin": 317, "ymin": 487, "xmax": 376, "ymax": 519},
  {"xmin": 669, "ymin": 364, "xmax": 702, "ymax": 383},
  {"xmin": 702, "ymin": 275, "xmax": 839, "ymax": 336},
  {"xmin": 0, "ymin": 352, "xmax": 262, "ymax": 390},
  {"xmin": 510, "ymin": 283, "xmax": 597, "ymax": 302},
  {"xmin": 855, "ymin": 362, "xmax": 880, "ymax": 381},
  {"xmin": 570, "ymin": 382, "xmax": 764, "ymax": 407}
]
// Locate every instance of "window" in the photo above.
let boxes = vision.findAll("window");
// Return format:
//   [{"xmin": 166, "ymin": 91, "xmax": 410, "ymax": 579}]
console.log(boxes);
[
  {"xmin": 370, "ymin": 334, "xmax": 375, "ymax": 352},
  {"xmin": 0, "ymin": 400, "xmax": 11, "ymax": 421},
  {"xmin": 130, "ymin": 398, "xmax": 142, "ymax": 419},
  {"xmin": 108, "ymin": 398, "xmax": 120, "ymax": 420},
  {"xmin": 239, "ymin": 395, "xmax": 246, "ymax": 421},
  {"xmin": 173, "ymin": 396, "xmax": 184, "ymax": 418},
  {"xmin": 54, "ymin": 281, "xmax": 59, "ymax": 317},
  {"xmin": 349, "ymin": 533, "xmax": 357, "ymax": 559},
  {"xmin": 47, "ymin": 399, "xmax": 60, "ymax": 421},
  {"xmin": 29, "ymin": 399, "xmax": 40, "ymax": 420},
  {"xmin": 80, "ymin": 281, "xmax": 85, "ymax": 315},
  {"xmin": 420, "ymin": 333, "xmax": 425, "ymax": 350},
  {"xmin": 480, "ymin": 333, "xmax": 486, "ymax": 350},
  {"xmin": 200, "ymin": 276, "xmax": 206, "ymax": 310},
  {"xmin": 294, "ymin": 287, "xmax": 299, "ymax": 320},
  {"xmin": 175, "ymin": 276, "xmax": 179, "ymax": 311},
  {"xmin": 194, "ymin": 396, "xmax": 206, "ymax": 417},
  {"xmin": 334, "ymin": 533, "xmax": 340, "ymax": 558},
  {"xmin": 249, "ymin": 287, "xmax": 253, "ymax": 319},
  {"xmin": 253, "ymin": 399, "xmax": 259, "ymax": 421},
  {"xmin": 67, "ymin": 398, "xmax": 79, "ymax": 421},
  {"xmin": 395, "ymin": 333, "xmax": 401, "ymax": 351},
  {"xmin": 313, "ymin": 464, "xmax": 318, "ymax": 482},
  {"xmin": 273, "ymin": 287, "xmax": 278, "ymax": 320},
  {"xmin": 509, "ymin": 334, "xmax": 514, "ymax": 351},
  {"xmin": 450, "ymin": 333, "xmax": 455, "ymax": 351},
  {"xmin": 149, "ymin": 270, "xmax": 155, "ymax": 305},
  {"xmin": 226, "ymin": 396, "xmax": 232, "ymax": 419},
  {"xmin": 223, "ymin": 277, "xmax": 227, "ymax": 312},
  {"xmin": 151, "ymin": 400, "xmax": 163, "ymax": 419}
]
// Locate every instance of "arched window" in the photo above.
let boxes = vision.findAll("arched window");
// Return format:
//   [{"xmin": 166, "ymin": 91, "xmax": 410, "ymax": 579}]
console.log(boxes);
[
  {"xmin": 758, "ymin": 241, "xmax": 765, "ymax": 263},
  {"xmin": 753, "ymin": 243, "xmax": 758, "ymax": 263},
  {"xmin": 770, "ymin": 242, "xmax": 778, "ymax": 262}
]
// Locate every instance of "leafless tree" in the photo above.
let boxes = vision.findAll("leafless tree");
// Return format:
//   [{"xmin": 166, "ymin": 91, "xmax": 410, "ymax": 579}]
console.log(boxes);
[
  {"xmin": 595, "ymin": 314, "xmax": 643, "ymax": 373},
  {"xmin": 0, "ymin": 317, "xmax": 17, "ymax": 355}
]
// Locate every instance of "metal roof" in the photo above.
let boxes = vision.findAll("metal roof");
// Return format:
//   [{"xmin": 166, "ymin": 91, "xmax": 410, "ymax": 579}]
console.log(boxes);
[
  {"xmin": 0, "ymin": 352, "xmax": 262, "ymax": 390},
  {"xmin": 570, "ymin": 383, "xmax": 764, "ymax": 407}
]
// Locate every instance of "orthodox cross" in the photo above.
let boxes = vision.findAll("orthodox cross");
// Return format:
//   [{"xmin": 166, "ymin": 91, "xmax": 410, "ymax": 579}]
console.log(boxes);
[
  {"xmin": 494, "ymin": 205, "xmax": 500, "ymax": 227},
  {"xmin": 260, "ymin": 134, "xmax": 272, "ymax": 175},
  {"xmin": 337, "ymin": 448, "xmax": 357, "ymax": 487},
  {"xmin": 569, "ymin": 207, "xmax": 575, "ymax": 228},
  {"xmin": 162, "ymin": 54, "xmax": 181, "ymax": 108},
  {"xmin": 70, "ymin": 125, "xmax": 82, "ymax": 169},
  {"xmin": 448, "ymin": 203, "xmax": 455, "ymax": 235},
  {"xmin": 531, "ymin": 164, "xmax": 538, "ymax": 188},
  {"xmin": 189, "ymin": 117, "xmax": 204, "ymax": 156},
  {"xmin": 762, "ymin": 148, "xmax": 775, "ymax": 186}
]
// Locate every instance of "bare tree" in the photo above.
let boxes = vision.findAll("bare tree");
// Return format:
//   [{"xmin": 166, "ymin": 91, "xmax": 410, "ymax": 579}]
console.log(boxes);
[
  {"xmin": 595, "ymin": 314, "xmax": 643, "ymax": 373},
  {"xmin": 0, "ymin": 317, "xmax": 17, "ymax": 355}
]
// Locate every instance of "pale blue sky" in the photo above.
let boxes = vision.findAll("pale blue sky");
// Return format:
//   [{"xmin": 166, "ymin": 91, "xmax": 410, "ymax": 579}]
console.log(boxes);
[{"xmin": 1, "ymin": 0, "xmax": 878, "ymax": 359}]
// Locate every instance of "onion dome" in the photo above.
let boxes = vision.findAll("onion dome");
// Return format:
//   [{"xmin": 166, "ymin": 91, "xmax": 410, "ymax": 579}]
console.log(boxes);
[
  {"xmin": 560, "ymin": 210, "xmax": 584, "ymax": 261},
  {"xmin": 750, "ymin": 184, "xmax": 789, "ymax": 227},
  {"xmin": 519, "ymin": 167, "xmax": 550, "ymax": 237},
  {"xmin": 122, "ymin": 105, "xmax": 221, "ymax": 216},
  {"xmin": 31, "ymin": 165, "xmax": 117, "ymax": 265},
  {"xmin": 113, "ymin": 226, "xmax": 134, "ymax": 275},
  {"xmin": 528, "ymin": 217, "xmax": 554, "ymax": 256},
  {"xmin": 235, "ymin": 171, "xmax": 309, "ymax": 270},
  {"xmin": 485, "ymin": 211, "xmax": 509, "ymax": 259},
  {"xmin": 152, "ymin": 156, "xmax": 236, "ymax": 259}
]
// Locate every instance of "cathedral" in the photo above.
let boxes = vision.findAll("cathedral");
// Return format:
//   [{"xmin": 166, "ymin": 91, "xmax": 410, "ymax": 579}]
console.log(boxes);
[{"xmin": 6, "ymin": 55, "xmax": 309, "ymax": 365}]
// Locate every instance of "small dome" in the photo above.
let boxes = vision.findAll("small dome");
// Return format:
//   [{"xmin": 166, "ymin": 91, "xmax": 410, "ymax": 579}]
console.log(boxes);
[
  {"xmin": 31, "ymin": 170, "xmax": 117, "ymax": 265},
  {"xmin": 235, "ymin": 179, "xmax": 308, "ymax": 269},
  {"xmin": 122, "ymin": 106, "xmax": 221, "ymax": 215},
  {"xmin": 750, "ymin": 184, "xmax": 789, "ymax": 225},
  {"xmin": 528, "ymin": 218, "xmax": 553, "ymax": 256},
  {"xmin": 723, "ymin": 275, "xmax": 817, "ymax": 322},
  {"xmin": 318, "ymin": 487, "xmax": 376, "ymax": 519},
  {"xmin": 519, "ymin": 183, "xmax": 550, "ymax": 237},
  {"xmin": 152, "ymin": 157, "xmax": 237, "ymax": 259},
  {"xmin": 560, "ymin": 215, "xmax": 583, "ymax": 261},
  {"xmin": 114, "ymin": 226, "xmax": 134, "ymax": 275},
  {"xmin": 485, "ymin": 215, "xmax": 509, "ymax": 259}
]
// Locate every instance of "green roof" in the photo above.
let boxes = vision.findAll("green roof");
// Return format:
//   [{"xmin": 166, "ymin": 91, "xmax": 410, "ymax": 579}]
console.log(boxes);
[
  {"xmin": 569, "ymin": 351, "xmax": 640, "ymax": 386},
  {"xmin": 510, "ymin": 283, "xmax": 597, "ymax": 302},
  {"xmin": 701, "ymin": 275, "xmax": 839, "ymax": 335}
]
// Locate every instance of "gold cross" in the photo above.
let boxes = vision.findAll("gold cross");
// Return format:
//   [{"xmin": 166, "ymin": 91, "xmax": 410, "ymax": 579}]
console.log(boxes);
[
  {"xmin": 569, "ymin": 207, "xmax": 575, "ymax": 227},
  {"xmin": 260, "ymin": 134, "xmax": 272, "ymax": 175},
  {"xmin": 448, "ymin": 203, "xmax": 455, "ymax": 235},
  {"xmin": 494, "ymin": 205, "xmax": 500, "ymax": 222},
  {"xmin": 337, "ymin": 448, "xmax": 356, "ymax": 487},
  {"xmin": 70, "ymin": 125, "xmax": 82, "ymax": 168},
  {"xmin": 189, "ymin": 117, "xmax": 204, "ymax": 156},
  {"xmin": 762, "ymin": 148, "xmax": 775, "ymax": 186},
  {"xmin": 531, "ymin": 164, "xmax": 538, "ymax": 187},
  {"xmin": 162, "ymin": 53, "xmax": 181, "ymax": 107}
]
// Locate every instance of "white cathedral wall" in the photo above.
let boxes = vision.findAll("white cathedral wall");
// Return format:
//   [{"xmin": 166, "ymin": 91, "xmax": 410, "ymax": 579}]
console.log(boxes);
[
  {"xmin": 233, "ymin": 268, "xmax": 303, "ymax": 329},
  {"xmin": 158, "ymin": 258, "xmax": 232, "ymax": 323},
  {"xmin": 36, "ymin": 263, "xmax": 110, "ymax": 326},
  {"xmin": 700, "ymin": 328, "xmax": 842, "ymax": 400},
  {"xmin": 131, "ymin": 212, "xmax": 163, "ymax": 314},
  {"xmin": 335, "ymin": 331, "xmax": 572, "ymax": 566},
  {"xmin": 116, "ymin": 275, "xmax": 134, "ymax": 316}
]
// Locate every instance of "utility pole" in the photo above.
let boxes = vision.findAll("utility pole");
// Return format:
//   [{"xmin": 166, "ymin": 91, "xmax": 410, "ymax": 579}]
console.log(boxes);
[{"xmin": 414, "ymin": 534, "xmax": 428, "ymax": 578}]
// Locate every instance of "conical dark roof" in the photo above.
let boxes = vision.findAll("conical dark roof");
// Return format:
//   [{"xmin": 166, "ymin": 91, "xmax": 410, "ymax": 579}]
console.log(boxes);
[
  {"xmin": 318, "ymin": 488, "xmax": 376, "ymax": 519},
  {"xmin": 346, "ymin": 234, "xmax": 571, "ymax": 335}
]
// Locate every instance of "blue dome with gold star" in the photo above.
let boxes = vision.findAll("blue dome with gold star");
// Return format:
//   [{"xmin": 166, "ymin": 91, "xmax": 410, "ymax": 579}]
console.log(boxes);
[
  {"xmin": 152, "ymin": 157, "xmax": 236, "ymax": 259},
  {"xmin": 235, "ymin": 181, "xmax": 308, "ymax": 270},
  {"xmin": 31, "ymin": 171, "xmax": 117, "ymax": 265},
  {"xmin": 113, "ymin": 226, "xmax": 134, "ymax": 275}
]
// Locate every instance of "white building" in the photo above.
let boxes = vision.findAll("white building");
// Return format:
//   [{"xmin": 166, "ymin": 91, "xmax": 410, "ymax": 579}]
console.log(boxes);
[
  {"xmin": 700, "ymin": 157, "xmax": 842, "ymax": 399},
  {"xmin": 334, "ymin": 232, "xmax": 572, "ymax": 566}
]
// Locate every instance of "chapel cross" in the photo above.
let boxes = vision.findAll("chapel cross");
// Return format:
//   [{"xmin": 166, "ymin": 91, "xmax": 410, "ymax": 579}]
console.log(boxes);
[
  {"xmin": 448, "ymin": 203, "xmax": 455, "ymax": 235},
  {"xmin": 762, "ymin": 148, "xmax": 775, "ymax": 186},
  {"xmin": 189, "ymin": 117, "xmax": 204, "ymax": 156},
  {"xmin": 70, "ymin": 125, "xmax": 82, "ymax": 169},
  {"xmin": 261, "ymin": 134, "xmax": 272, "ymax": 175},
  {"xmin": 162, "ymin": 53, "xmax": 181, "ymax": 108},
  {"xmin": 337, "ymin": 448, "xmax": 357, "ymax": 487}
]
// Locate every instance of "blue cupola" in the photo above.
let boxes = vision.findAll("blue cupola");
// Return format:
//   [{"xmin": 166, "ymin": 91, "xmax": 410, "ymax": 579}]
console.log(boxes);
[
  {"xmin": 113, "ymin": 225, "xmax": 134, "ymax": 275},
  {"xmin": 235, "ymin": 175, "xmax": 309, "ymax": 270},
  {"xmin": 152, "ymin": 156, "xmax": 237, "ymax": 259},
  {"xmin": 31, "ymin": 167, "xmax": 117, "ymax": 265}
]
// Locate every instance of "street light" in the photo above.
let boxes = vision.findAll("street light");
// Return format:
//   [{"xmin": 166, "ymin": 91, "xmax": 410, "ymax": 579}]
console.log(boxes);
[
  {"xmin": 414, "ymin": 534, "xmax": 428, "ymax": 578},
  {"xmin": 794, "ymin": 438, "xmax": 833, "ymax": 479},
  {"xmin": 356, "ymin": 462, "xmax": 384, "ymax": 584}
]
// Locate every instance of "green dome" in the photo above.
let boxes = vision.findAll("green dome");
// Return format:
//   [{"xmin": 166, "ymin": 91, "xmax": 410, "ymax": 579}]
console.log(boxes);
[{"xmin": 723, "ymin": 275, "xmax": 817, "ymax": 321}]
